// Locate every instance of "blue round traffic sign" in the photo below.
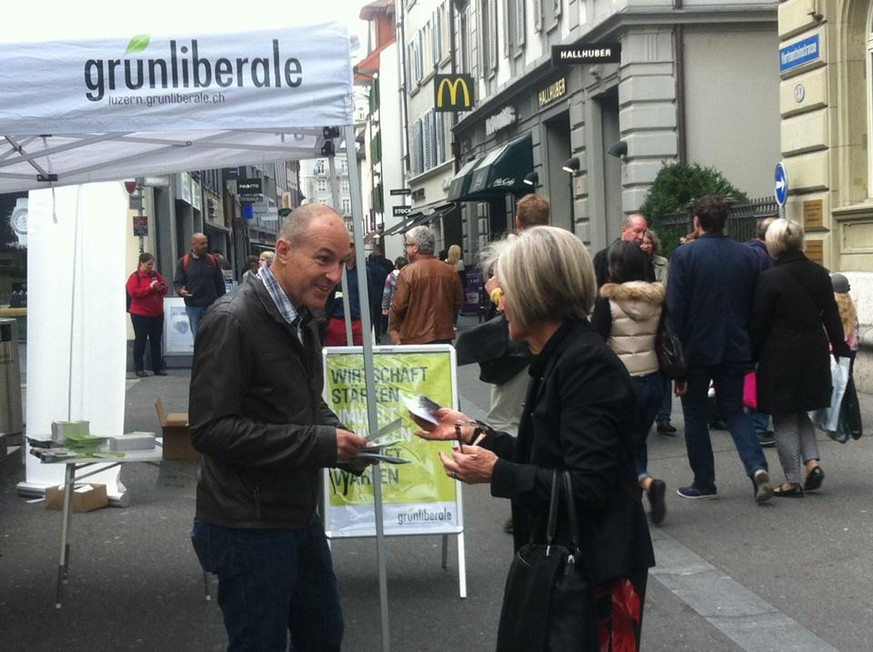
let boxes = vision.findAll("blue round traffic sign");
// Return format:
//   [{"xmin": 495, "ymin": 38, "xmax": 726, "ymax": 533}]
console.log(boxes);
[{"xmin": 774, "ymin": 162, "xmax": 789, "ymax": 207}]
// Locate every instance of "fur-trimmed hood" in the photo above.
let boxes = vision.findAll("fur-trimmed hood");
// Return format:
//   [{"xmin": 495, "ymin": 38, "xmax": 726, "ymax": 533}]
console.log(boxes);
[{"xmin": 600, "ymin": 281, "xmax": 665, "ymax": 322}]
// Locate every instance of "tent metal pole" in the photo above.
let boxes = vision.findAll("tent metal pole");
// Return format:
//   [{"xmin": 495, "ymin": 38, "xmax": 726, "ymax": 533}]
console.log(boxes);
[
  {"xmin": 344, "ymin": 124, "xmax": 390, "ymax": 652},
  {"xmin": 328, "ymin": 150, "xmax": 354, "ymax": 345}
]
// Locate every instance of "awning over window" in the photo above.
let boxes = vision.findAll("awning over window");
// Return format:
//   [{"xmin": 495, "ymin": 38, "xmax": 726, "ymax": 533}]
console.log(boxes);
[
  {"xmin": 446, "ymin": 158, "xmax": 481, "ymax": 202},
  {"xmin": 449, "ymin": 134, "xmax": 533, "ymax": 202},
  {"xmin": 382, "ymin": 203, "xmax": 456, "ymax": 236}
]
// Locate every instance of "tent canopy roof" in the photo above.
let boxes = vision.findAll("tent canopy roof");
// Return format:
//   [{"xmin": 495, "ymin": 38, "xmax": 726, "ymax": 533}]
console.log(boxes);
[{"xmin": 0, "ymin": 21, "xmax": 355, "ymax": 194}]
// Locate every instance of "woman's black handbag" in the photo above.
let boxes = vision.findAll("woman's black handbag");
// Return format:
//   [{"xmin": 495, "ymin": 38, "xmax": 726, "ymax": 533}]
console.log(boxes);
[
  {"xmin": 496, "ymin": 470, "xmax": 598, "ymax": 652},
  {"xmin": 656, "ymin": 310, "xmax": 687, "ymax": 380}
]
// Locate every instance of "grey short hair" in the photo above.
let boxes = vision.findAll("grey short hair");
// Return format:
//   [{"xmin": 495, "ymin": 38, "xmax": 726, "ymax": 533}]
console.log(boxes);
[
  {"xmin": 756, "ymin": 217, "xmax": 776, "ymax": 240},
  {"xmin": 765, "ymin": 218, "xmax": 804, "ymax": 258},
  {"xmin": 480, "ymin": 226, "xmax": 595, "ymax": 327},
  {"xmin": 405, "ymin": 225, "xmax": 436, "ymax": 255}
]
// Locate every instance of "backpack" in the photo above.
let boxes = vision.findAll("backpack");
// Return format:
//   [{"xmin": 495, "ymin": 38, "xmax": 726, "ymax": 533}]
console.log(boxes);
[{"xmin": 182, "ymin": 253, "xmax": 218, "ymax": 271}]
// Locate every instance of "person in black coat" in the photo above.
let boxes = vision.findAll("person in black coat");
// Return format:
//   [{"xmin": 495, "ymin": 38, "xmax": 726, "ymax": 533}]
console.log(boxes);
[
  {"xmin": 414, "ymin": 226, "xmax": 654, "ymax": 650},
  {"xmin": 751, "ymin": 218, "xmax": 851, "ymax": 496}
]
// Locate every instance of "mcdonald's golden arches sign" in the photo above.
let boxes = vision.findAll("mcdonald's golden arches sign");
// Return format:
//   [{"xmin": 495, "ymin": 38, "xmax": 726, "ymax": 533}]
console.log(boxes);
[{"xmin": 434, "ymin": 74, "xmax": 474, "ymax": 112}]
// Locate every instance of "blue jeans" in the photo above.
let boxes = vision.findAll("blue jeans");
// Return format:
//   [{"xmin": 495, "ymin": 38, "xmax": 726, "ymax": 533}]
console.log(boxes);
[
  {"xmin": 679, "ymin": 362, "xmax": 768, "ymax": 491},
  {"xmin": 656, "ymin": 373, "xmax": 673, "ymax": 423},
  {"xmin": 633, "ymin": 372, "xmax": 666, "ymax": 479},
  {"xmin": 185, "ymin": 305, "xmax": 208, "ymax": 338},
  {"xmin": 191, "ymin": 519, "xmax": 343, "ymax": 652},
  {"xmin": 748, "ymin": 409, "xmax": 770, "ymax": 435}
]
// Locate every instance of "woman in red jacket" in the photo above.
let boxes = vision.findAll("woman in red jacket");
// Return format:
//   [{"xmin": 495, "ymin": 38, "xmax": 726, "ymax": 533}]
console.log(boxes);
[{"xmin": 127, "ymin": 252, "xmax": 169, "ymax": 377}]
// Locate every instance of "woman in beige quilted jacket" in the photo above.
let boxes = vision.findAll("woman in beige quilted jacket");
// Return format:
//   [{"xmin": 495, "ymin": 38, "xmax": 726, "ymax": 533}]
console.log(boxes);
[{"xmin": 592, "ymin": 240, "xmax": 669, "ymax": 525}]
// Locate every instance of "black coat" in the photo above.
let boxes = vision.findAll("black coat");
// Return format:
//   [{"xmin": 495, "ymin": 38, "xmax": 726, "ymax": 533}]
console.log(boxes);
[
  {"xmin": 751, "ymin": 250, "xmax": 850, "ymax": 415},
  {"xmin": 483, "ymin": 320, "xmax": 654, "ymax": 584}
]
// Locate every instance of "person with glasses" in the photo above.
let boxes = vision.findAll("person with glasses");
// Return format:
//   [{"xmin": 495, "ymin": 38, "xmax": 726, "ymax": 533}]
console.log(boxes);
[{"xmin": 389, "ymin": 225, "xmax": 463, "ymax": 344}]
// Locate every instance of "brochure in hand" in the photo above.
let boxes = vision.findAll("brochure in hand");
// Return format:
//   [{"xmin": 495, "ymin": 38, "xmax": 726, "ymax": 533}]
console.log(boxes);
[{"xmin": 402, "ymin": 394, "xmax": 442, "ymax": 425}]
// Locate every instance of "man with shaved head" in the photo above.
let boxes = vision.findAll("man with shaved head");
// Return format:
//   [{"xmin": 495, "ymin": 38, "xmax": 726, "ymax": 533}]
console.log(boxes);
[
  {"xmin": 172, "ymin": 231, "xmax": 226, "ymax": 337},
  {"xmin": 189, "ymin": 204, "xmax": 372, "ymax": 651}
]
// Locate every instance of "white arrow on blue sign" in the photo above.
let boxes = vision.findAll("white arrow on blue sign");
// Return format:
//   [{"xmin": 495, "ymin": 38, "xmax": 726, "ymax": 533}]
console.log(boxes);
[{"xmin": 774, "ymin": 162, "xmax": 789, "ymax": 207}]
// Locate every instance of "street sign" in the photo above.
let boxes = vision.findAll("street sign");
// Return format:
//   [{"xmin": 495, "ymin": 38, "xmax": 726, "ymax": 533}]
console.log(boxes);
[
  {"xmin": 551, "ymin": 43, "xmax": 621, "ymax": 66},
  {"xmin": 389, "ymin": 188, "xmax": 411, "ymax": 196},
  {"xmin": 774, "ymin": 162, "xmax": 789, "ymax": 207},
  {"xmin": 393, "ymin": 205, "xmax": 411, "ymax": 217}
]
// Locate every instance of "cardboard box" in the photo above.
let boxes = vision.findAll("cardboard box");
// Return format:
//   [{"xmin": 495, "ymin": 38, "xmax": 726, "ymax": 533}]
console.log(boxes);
[
  {"xmin": 45, "ymin": 483, "xmax": 108, "ymax": 513},
  {"xmin": 155, "ymin": 399, "xmax": 199, "ymax": 461}
]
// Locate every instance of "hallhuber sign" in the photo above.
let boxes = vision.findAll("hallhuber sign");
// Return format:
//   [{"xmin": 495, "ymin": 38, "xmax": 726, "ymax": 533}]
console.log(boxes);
[{"xmin": 551, "ymin": 44, "xmax": 621, "ymax": 66}]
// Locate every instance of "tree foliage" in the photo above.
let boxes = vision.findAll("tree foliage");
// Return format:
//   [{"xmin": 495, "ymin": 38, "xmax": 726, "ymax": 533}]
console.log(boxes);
[{"xmin": 640, "ymin": 162, "xmax": 748, "ymax": 224}]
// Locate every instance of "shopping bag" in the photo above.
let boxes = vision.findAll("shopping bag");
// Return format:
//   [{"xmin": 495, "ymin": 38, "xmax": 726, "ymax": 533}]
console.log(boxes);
[
  {"xmin": 743, "ymin": 371, "xmax": 757, "ymax": 410},
  {"xmin": 813, "ymin": 357, "xmax": 851, "ymax": 434},
  {"xmin": 836, "ymin": 374, "xmax": 863, "ymax": 442}
]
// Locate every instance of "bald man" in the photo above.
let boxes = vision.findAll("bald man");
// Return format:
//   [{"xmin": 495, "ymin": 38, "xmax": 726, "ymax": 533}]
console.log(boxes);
[
  {"xmin": 189, "ymin": 205, "xmax": 372, "ymax": 650},
  {"xmin": 593, "ymin": 213, "xmax": 653, "ymax": 287},
  {"xmin": 172, "ymin": 232, "xmax": 226, "ymax": 337}
]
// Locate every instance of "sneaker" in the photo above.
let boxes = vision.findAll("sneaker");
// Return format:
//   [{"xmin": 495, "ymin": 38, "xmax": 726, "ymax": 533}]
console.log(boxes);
[
  {"xmin": 154, "ymin": 370, "xmax": 168, "ymax": 376},
  {"xmin": 135, "ymin": 370, "xmax": 148, "ymax": 378},
  {"xmin": 709, "ymin": 419, "xmax": 729, "ymax": 431},
  {"xmin": 676, "ymin": 485, "xmax": 718, "ymax": 499},
  {"xmin": 757, "ymin": 431, "xmax": 775, "ymax": 447},
  {"xmin": 656, "ymin": 421, "xmax": 677, "ymax": 436},
  {"xmin": 648, "ymin": 479, "xmax": 667, "ymax": 525},
  {"xmin": 753, "ymin": 470, "xmax": 774, "ymax": 504}
]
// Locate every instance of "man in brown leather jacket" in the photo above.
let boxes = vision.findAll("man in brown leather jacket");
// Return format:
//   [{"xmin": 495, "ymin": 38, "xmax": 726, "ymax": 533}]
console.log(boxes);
[
  {"xmin": 389, "ymin": 225, "xmax": 464, "ymax": 344},
  {"xmin": 188, "ymin": 204, "xmax": 371, "ymax": 651}
]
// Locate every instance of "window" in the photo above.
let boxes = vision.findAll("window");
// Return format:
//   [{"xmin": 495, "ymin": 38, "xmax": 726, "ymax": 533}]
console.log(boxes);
[
  {"xmin": 507, "ymin": 0, "xmax": 525, "ymax": 55},
  {"xmin": 341, "ymin": 178, "xmax": 350, "ymax": 191},
  {"xmin": 341, "ymin": 198, "xmax": 352, "ymax": 215},
  {"xmin": 314, "ymin": 160, "xmax": 326, "ymax": 175},
  {"xmin": 317, "ymin": 179, "xmax": 327, "ymax": 192},
  {"xmin": 480, "ymin": 0, "xmax": 497, "ymax": 77},
  {"xmin": 544, "ymin": 0, "xmax": 562, "ymax": 31},
  {"xmin": 459, "ymin": 5, "xmax": 471, "ymax": 72},
  {"xmin": 532, "ymin": 0, "xmax": 543, "ymax": 32}
]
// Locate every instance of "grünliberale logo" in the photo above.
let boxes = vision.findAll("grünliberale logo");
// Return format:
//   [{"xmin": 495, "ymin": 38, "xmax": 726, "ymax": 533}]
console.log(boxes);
[{"xmin": 83, "ymin": 34, "xmax": 304, "ymax": 102}]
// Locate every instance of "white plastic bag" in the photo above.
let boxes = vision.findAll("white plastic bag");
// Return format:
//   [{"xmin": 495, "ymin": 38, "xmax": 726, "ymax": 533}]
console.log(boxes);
[{"xmin": 813, "ymin": 357, "xmax": 851, "ymax": 433}]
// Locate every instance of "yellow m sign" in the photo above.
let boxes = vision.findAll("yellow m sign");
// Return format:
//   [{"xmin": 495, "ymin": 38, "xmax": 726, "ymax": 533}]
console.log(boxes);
[{"xmin": 434, "ymin": 74, "xmax": 474, "ymax": 112}]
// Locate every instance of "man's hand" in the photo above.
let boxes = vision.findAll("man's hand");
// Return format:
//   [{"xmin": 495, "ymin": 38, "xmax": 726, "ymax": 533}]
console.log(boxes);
[
  {"xmin": 336, "ymin": 428, "xmax": 369, "ymax": 461},
  {"xmin": 178, "ymin": 286, "xmax": 193, "ymax": 298}
]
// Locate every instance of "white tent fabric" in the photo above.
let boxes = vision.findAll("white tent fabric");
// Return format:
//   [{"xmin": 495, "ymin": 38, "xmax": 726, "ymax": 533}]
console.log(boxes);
[{"xmin": 0, "ymin": 24, "xmax": 354, "ymax": 193}]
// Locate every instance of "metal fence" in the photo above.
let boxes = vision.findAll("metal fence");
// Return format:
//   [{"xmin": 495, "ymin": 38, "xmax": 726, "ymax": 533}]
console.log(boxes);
[{"xmin": 658, "ymin": 196, "xmax": 779, "ymax": 256}]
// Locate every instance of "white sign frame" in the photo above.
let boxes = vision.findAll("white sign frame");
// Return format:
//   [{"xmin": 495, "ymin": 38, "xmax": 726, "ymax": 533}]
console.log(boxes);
[{"xmin": 321, "ymin": 344, "xmax": 467, "ymax": 598}]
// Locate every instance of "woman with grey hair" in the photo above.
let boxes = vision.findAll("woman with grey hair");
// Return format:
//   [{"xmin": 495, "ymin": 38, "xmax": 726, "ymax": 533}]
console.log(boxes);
[
  {"xmin": 751, "ymin": 218, "xmax": 850, "ymax": 496},
  {"xmin": 414, "ymin": 226, "xmax": 654, "ymax": 650}
]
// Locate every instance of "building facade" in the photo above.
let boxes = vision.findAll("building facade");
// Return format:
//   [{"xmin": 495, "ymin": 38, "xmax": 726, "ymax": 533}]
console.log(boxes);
[{"xmin": 445, "ymin": 0, "xmax": 781, "ymax": 254}]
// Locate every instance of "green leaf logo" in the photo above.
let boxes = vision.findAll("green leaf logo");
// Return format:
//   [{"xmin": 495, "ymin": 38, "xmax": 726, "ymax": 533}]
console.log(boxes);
[{"xmin": 125, "ymin": 35, "xmax": 151, "ymax": 55}]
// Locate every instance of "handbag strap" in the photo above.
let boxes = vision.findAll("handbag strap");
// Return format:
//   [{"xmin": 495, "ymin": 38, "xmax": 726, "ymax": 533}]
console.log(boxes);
[{"xmin": 545, "ymin": 470, "xmax": 582, "ymax": 552}]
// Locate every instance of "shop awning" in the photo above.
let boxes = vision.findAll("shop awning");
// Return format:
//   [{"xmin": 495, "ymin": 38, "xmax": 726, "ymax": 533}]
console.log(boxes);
[
  {"xmin": 382, "ymin": 202, "xmax": 455, "ymax": 236},
  {"xmin": 446, "ymin": 158, "xmax": 481, "ymax": 202},
  {"xmin": 465, "ymin": 134, "xmax": 533, "ymax": 200}
]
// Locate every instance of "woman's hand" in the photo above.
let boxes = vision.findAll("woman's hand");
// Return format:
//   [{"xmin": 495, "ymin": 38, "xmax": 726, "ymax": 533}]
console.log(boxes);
[
  {"xmin": 674, "ymin": 380, "xmax": 688, "ymax": 397},
  {"xmin": 412, "ymin": 407, "xmax": 473, "ymax": 442},
  {"xmin": 439, "ymin": 446, "xmax": 498, "ymax": 484}
]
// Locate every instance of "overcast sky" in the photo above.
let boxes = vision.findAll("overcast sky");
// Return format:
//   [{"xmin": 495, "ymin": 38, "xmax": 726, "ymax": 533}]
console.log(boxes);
[{"xmin": 8, "ymin": 0, "xmax": 370, "ymax": 48}]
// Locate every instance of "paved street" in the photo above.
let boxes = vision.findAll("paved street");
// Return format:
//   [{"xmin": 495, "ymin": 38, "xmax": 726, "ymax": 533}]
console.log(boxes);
[{"xmin": 2, "ymin": 315, "xmax": 873, "ymax": 650}]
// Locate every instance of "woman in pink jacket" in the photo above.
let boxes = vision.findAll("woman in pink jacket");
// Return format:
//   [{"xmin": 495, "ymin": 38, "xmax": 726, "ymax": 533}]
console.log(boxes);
[{"xmin": 126, "ymin": 252, "xmax": 169, "ymax": 377}]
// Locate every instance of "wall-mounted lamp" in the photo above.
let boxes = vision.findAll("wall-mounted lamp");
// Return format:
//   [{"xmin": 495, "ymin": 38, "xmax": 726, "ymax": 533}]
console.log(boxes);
[
  {"xmin": 562, "ymin": 157, "xmax": 581, "ymax": 174},
  {"xmin": 607, "ymin": 140, "xmax": 627, "ymax": 159},
  {"xmin": 523, "ymin": 171, "xmax": 539, "ymax": 186}
]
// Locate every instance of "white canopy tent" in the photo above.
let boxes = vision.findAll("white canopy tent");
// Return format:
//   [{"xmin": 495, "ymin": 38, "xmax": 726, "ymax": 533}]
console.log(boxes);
[{"xmin": 1, "ymin": 14, "xmax": 393, "ymax": 648}]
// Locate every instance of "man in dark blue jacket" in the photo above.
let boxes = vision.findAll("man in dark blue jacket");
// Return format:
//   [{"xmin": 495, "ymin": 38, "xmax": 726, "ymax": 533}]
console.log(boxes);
[{"xmin": 666, "ymin": 196, "xmax": 773, "ymax": 503}]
